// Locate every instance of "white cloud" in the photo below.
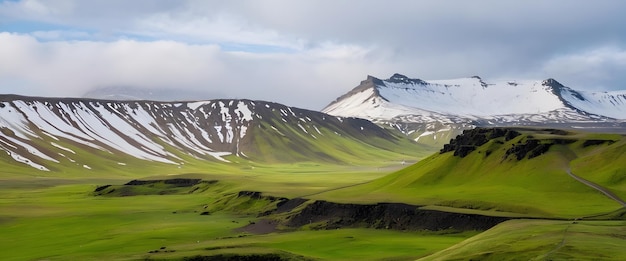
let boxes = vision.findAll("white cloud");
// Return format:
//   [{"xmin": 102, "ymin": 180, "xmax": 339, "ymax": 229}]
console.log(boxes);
[
  {"xmin": 542, "ymin": 47, "xmax": 626, "ymax": 90},
  {"xmin": 0, "ymin": 0, "xmax": 75, "ymax": 21},
  {"xmin": 0, "ymin": 33, "xmax": 381, "ymax": 109},
  {"xmin": 1, "ymin": 0, "xmax": 626, "ymax": 109},
  {"xmin": 131, "ymin": 11, "xmax": 305, "ymax": 50}
]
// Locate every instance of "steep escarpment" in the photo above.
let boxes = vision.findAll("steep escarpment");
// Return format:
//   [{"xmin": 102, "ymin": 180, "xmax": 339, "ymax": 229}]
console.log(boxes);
[
  {"xmin": 231, "ymin": 191, "xmax": 509, "ymax": 232},
  {"xmin": 286, "ymin": 200, "xmax": 508, "ymax": 231}
]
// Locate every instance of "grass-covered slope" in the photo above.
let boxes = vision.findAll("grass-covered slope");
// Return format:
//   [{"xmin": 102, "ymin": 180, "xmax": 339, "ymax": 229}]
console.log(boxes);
[
  {"xmin": 419, "ymin": 219, "xmax": 626, "ymax": 261},
  {"xmin": 317, "ymin": 128, "xmax": 626, "ymax": 218},
  {"xmin": 570, "ymin": 137, "xmax": 626, "ymax": 199},
  {"xmin": 243, "ymin": 104, "xmax": 429, "ymax": 165}
]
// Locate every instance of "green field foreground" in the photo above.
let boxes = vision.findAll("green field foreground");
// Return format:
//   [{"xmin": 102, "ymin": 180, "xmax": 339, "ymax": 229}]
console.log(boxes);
[
  {"xmin": 0, "ymin": 172, "xmax": 476, "ymax": 261},
  {"xmin": 2, "ymin": 173, "xmax": 626, "ymax": 260}
]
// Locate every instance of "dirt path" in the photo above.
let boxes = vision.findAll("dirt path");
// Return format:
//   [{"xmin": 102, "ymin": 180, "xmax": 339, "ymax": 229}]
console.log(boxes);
[
  {"xmin": 542, "ymin": 222, "xmax": 572, "ymax": 260},
  {"xmin": 540, "ymin": 167, "xmax": 614, "ymax": 259},
  {"xmin": 567, "ymin": 169, "xmax": 626, "ymax": 208}
]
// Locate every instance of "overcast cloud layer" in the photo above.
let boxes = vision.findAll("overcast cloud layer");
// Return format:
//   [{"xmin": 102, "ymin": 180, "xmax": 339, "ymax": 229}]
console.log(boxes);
[{"xmin": 1, "ymin": 0, "xmax": 626, "ymax": 109}]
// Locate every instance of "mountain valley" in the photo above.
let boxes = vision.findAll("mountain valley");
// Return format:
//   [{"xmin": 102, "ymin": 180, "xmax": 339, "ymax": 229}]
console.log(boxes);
[{"xmin": 1, "ymin": 78, "xmax": 625, "ymax": 260}]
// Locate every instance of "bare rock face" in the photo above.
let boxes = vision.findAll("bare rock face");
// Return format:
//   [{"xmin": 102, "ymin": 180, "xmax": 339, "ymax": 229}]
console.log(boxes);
[{"xmin": 504, "ymin": 138, "xmax": 576, "ymax": 160}]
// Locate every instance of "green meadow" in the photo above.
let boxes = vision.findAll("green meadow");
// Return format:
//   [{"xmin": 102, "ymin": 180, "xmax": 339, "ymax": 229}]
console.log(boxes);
[
  {"xmin": 0, "ymin": 166, "xmax": 476, "ymax": 261},
  {"xmin": 1, "ymin": 128, "xmax": 626, "ymax": 260}
]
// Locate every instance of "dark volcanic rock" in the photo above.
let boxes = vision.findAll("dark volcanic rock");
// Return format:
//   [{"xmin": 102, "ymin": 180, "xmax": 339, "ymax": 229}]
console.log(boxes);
[
  {"xmin": 183, "ymin": 254, "xmax": 288, "ymax": 261},
  {"xmin": 237, "ymin": 191, "xmax": 264, "ymax": 199},
  {"xmin": 287, "ymin": 200, "xmax": 508, "ymax": 231},
  {"xmin": 504, "ymin": 138, "xmax": 576, "ymax": 160},
  {"xmin": 275, "ymin": 198, "xmax": 308, "ymax": 213},
  {"xmin": 124, "ymin": 178, "xmax": 202, "ymax": 187},
  {"xmin": 583, "ymin": 139, "xmax": 616, "ymax": 147},
  {"xmin": 94, "ymin": 184, "xmax": 111, "ymax": 192},
  {"xmin": 237, "ymin": 191, "xmax": 288, "ymax": 202},
  {"xmin": 505, "ymin": 139, "xmax": 541, "ymax": 160},
  {"xmin": 441, "ymin": 128, "xmax": 521, "ymax": 157},
  {"xmin": 94, "ymin": 179, "xmax": 217, "ymax": 196},
  {"xmin": 237, "ymin": 191, "xmax": 300, "ymax": 217}
]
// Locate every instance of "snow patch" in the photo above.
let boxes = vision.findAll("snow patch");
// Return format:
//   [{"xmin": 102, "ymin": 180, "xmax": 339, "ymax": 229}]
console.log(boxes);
[
  {"xmin": 297, "ymin": 124, "xmax": 308, "ymax": 133},
  {"xmin": 187, "ymin": 101, "xmax": 210, "ymax": 110},
  {"xmin": 270, "ymin": 126, "xmax": 285, "ymax": 136},
  {"xmin": 5, "ymin": 136, "xmax": 59, "ymax": 163},
  {"xmin": 51, "ymin": 142, "xmax": 76, "ymax": 154},
  {"xmin": 1, "ymin": 145, "xmax": 49, "ymax": 171},
  {"xmin": 235, "ymin": 101, "xmax": 253, "ymax": 121},
  {"xmin": 313, "ymin": 125, "xmax": 323, "ymax": 135}
]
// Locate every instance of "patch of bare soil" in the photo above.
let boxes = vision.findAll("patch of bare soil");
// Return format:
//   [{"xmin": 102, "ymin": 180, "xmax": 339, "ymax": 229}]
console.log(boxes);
[{"xmin": 236, "ymin": 219, "xmax": 278, "ymax": 234}]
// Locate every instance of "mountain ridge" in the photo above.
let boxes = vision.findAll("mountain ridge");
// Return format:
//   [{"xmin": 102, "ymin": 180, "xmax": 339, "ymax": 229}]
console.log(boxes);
[
  {"xmin": 0, "ymin": 94, "xmax": 425, "ymax": 173},
  {"xmin": 324, "ymin": 73, "xmax": 626, "ymax": 120}
]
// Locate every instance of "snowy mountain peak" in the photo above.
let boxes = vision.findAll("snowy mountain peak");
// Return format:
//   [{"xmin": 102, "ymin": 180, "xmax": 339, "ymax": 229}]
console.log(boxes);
[
  {"xmin": 325, "ymin": 73, "xmax": 626, "ymax": 121},
  {"xmin": 323, "ymin": 74, "xmax": 625, "ymax": 145},
  {"xmin": 542, "ymin": 78, "xmax": 564, "ymax": 88}
]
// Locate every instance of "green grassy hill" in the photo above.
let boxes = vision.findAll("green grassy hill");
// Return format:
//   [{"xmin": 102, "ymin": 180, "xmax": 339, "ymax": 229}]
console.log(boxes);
[
  {"xmin": 316, "ymin": 128, "xmax": 626, "ymax": 219},
  {"xmin": 418, "ymin": 219, "xmax": 626, "ymax": 261},
  {"xmin": 240, "ymin": 106, "xmax": 431, "ymax": 165}
]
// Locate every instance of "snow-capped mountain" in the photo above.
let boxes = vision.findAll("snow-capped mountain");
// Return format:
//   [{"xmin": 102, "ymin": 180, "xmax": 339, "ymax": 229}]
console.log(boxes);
[
  {"xmin": 0, "ymin": 95, "xmax": 416, "ymax": 172},
  {"xmin": 323, "ymin": 74, "xmax": 626, "ymax": 145}
]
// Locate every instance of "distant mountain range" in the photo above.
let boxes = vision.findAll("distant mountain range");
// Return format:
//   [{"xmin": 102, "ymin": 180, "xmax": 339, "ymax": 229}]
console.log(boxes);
[
  {"xmin": 0, "ymin": 95, "xmax": 422, "ymax": 173},
  {"xmin": 323, "ymin": 74, "xmax": 626, "ymax": 145},
  {"xmin": 83, "ymin": 86, "xmax": 222, "ymax": 102},
  {"xmin": 2, "ymin": 73, "xmax": 625, "ymax": 172}
]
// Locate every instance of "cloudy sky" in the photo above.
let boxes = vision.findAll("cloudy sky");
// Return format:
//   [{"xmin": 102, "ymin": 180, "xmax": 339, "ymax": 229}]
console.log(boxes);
[{"xmin": 1, "ymin": 0, "xmax": 625, "ymax": 109}]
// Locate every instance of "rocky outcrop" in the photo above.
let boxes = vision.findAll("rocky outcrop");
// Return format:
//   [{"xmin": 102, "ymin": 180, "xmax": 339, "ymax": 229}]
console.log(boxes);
[
  {"xmin": 286, "ymin": 200, "xmax": 508, "ymax": 231},
  {"xmin": 125, "ymin": 178, "xmax": 204, "ymax": 187},
  {"xmin": 582, "ymin": 139, "xmax": 616, "ymax": 147},
  {"xmin": 440, "ymin": 128, "xmax": 521, "ymax": 157},
  {"xmin": 504, "ymin": 139, "xmax": 576, "ymax": 160},
  {"xmin": 237, "ymin": 191, "xmax": 288, "ymax": 202},
  {"xmin": 182, "ymin": 253, "xmax": 297, "ymax": 261},
  {"xmin": 93, "ymin": 179, "xmax": 217, "ymax": 196}
]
